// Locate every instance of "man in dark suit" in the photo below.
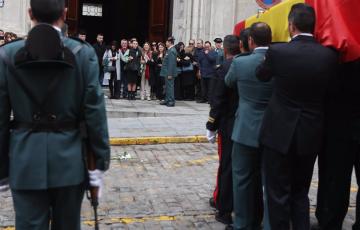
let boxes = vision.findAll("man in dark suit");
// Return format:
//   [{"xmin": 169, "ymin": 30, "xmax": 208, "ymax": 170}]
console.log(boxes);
[
  {"xmin": 92, "ymin": 33, "xmax": 106, "ymax": 85},
  {"xmin": 206, "ymin": 34, "xmax": 244, "ymax": 227},
  {"xmin": 315, "ymin": 59, "xmax": 360, "ymax": 230},
  {"xmin": 256, "ymin": 3, "xmax": 338, "ymax": 230}
]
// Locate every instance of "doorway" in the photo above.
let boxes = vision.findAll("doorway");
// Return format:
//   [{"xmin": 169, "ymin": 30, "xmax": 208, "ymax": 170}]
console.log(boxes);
[{"xmin": 66, "ymin": 0, "xmax": 172, "ymax": 45}]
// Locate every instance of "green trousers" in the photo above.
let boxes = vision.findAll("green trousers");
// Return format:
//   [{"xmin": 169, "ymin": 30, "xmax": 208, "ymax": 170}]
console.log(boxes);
[
  {"xmin": 12, "ymin": 183, "xmax": 85, "ymax": 230},
  {"xmin": 232, "ymin": 142, "xmax": 263, "ymax": 230},
  {"xmin": 165, "ymin": 77, "xmax": 175, "ymax": 105}
]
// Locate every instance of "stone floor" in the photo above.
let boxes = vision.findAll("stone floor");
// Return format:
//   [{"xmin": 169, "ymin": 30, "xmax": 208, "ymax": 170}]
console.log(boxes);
[{"xmin": 0, "ymin": 143, "xmax": 358, "ymax": 229}]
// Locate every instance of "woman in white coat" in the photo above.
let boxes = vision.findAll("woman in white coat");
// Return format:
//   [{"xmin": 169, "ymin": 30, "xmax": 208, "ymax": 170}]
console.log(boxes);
[{"xmin": 103, "ymin": 41, "xmax": 121, "ymax": 99}]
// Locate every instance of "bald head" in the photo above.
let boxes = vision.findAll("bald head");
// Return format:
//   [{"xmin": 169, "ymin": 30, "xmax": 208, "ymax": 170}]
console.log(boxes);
[
  {"xmin": 249, "ymin": 22, "xmax": 272, "ymax": 47},
  {"xmin": 30, "ymin": 0, "xmax": 65, "ymax": 24}
]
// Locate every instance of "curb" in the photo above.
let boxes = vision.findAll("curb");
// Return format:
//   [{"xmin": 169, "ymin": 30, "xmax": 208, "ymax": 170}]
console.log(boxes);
[{"xmin": 110, "ymin": 136, "xmax": 208, "ymax": 146}]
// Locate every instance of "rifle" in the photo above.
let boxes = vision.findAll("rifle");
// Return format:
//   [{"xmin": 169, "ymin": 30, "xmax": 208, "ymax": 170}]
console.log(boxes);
[
  {"xmin": 81, "ymin": 121, "xmax": 100, "ymax": 230},
  {"xmin": 86, "ymin": 149, "xmax": 100, "ymax": 230}
]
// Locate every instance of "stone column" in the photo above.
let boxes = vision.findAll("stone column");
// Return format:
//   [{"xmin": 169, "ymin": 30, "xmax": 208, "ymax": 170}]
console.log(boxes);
[
  {"xmin": 172, "ymin": 0, "xmax": 259, "ymax": 43},
  {"xmin": 0, "ymin": 0, "xmax": 31, "ymax": 36}
]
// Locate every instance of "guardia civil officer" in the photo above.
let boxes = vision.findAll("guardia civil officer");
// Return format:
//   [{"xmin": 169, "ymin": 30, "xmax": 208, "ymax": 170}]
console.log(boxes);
[
  {"xmin": 160, "ymin": 36, "xmax": 178, "ymax": 107},
  {"xmin": 0, "ymin": 0, "xmax": 110, "ymax": 229},
  {"xmin": 206, "ymin": 35, "xmax": 242, "ymax": 227},
  {"xmin": 214, "ymin": 38, "xmax": 224, "ymax": 68},
  {"xmin": 225, "ymin": 22, "xmax": 273, "ymax": 230}
]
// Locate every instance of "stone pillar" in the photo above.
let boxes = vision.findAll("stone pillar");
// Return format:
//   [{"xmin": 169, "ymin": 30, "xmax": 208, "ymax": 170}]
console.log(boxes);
[
  {"xmin": 0, "ymin": 0, "xmax": 31, "ymax": 36},
  {"xmin": 172, "ymin": 0, "xmax": 259, "ymax": 43}
]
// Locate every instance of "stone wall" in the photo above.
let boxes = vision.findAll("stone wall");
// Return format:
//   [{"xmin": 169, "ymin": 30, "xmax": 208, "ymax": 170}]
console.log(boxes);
[
  {"xmin": 0, "ymin": 0, "xmax": 31, "ymax": 36},
  {"xmin": 0, "ymin": 0, "xmax": 259, "ymax": 42},
  {"xmin": 172, "ymin": 0, "xmax": 259, "ymax": 43}
]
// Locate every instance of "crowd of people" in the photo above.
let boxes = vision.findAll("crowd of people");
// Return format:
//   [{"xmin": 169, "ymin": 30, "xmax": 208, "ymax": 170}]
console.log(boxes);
[
  {"xmin": 0, "ymin": 29, "xmax": 18, "ymax": 46},
  {"xmin": 1, "ymin": 1, "xmax": 359, "ymax": 229},
  {"xmin": 84, "ymin": 31, "xmax": 225, "ymax": 106}
]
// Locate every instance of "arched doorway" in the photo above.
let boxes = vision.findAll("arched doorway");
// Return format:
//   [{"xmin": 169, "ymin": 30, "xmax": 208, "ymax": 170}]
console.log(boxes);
[{"xmin": 65, "ymin": 0, "xmax": 172, "ymax": 44}]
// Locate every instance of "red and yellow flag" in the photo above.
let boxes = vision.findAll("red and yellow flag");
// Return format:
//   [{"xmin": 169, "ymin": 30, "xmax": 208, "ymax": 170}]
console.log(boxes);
[{"xmin": 233, "ymin": 0, "xmax": 360, "ymax": 62}]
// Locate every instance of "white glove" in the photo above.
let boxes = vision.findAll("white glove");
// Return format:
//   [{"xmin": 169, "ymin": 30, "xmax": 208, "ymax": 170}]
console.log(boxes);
[
  {"xmin": 88, "ymin": 170, "xmax": 104, "ymax": 198},
  {"xmin": 206, "ymin": 130, "xmax": 217, "ymax": 144},
  {"xmin": 0, "ymin": 178, "xmax": 9, "ymax": 193}
]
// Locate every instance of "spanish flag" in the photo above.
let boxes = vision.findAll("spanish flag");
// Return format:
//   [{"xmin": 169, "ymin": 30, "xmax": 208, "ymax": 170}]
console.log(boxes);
[{"xmin": 233, "ymin": 0, "xmax": 360, "ymax": 62}]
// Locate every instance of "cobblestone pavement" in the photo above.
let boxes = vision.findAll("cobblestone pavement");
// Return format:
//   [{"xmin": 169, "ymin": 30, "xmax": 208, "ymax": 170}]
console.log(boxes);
[{"xmin": 0, "ymin": 143, "xmax": 358, "ymax": 229}]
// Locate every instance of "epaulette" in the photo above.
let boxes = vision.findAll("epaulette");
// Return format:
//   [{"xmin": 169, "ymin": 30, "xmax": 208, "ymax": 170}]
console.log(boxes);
[
  {"xmin": 68, "ymin": 36, "xmax": 91, "ymax": 47},
  {"xmin": 234, "ymin": 52, "xmax": 251, "ymax": 59}
]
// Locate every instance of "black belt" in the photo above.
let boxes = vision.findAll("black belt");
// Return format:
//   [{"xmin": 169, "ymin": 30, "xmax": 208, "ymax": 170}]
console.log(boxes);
[{"xmin": 10, "ymin": 121, "xmax": 80, "ymax": 132}]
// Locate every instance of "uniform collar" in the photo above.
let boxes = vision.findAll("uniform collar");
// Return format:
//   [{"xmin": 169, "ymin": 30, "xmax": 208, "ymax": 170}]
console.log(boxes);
[
  {"xmin": 292, "ymin": 33, "xmax": 313, "ymax": 39},
  {"xmin": 253, "ymin": 46, "xmax": 269, "ymax": 54}
]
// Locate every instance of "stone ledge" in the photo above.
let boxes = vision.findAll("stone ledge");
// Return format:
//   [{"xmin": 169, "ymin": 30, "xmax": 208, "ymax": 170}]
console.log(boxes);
[{"xmin": 110, "ymin": 136, "xmax": 208, "ymax": 146}]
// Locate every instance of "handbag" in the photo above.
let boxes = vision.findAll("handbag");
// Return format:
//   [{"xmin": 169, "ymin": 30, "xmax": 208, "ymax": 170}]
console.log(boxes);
[
  {"xmin": 126, "ymin": 60, "xmax": 139, "ymax": 72},
  {"xmin": 104, "ymin": 65, "xmax": 116, "ymax": 73},
  {"xmin": 182, "ymin": 63, "xmax": 194, "ymax": 72}
]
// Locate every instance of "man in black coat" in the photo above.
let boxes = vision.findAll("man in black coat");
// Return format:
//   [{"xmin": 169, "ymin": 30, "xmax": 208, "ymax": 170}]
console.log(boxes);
[
  {"xmin": 256, "ymin": 3, "xmax": 338, "ymax": 230},
  {"xmin": 92, "ymin": 33, "xmax": 106, "ymax": 85},
  {"xmin": 206, "ymin": 32, "xmax": 250, "ymax": 228},
  {"xmin": 315, "ymin": 59, "xmax": 360, "ymax": 230}
]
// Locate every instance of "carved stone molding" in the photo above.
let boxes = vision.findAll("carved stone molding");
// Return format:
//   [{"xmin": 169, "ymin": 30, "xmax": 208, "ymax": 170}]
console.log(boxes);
[{"xmin": 0, "ymin": 0, "xmax": 30, "ymax": 36}]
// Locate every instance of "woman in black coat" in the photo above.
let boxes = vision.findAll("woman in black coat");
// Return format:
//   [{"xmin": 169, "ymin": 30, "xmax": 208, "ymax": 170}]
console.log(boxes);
[
  {"xmin": 175, "ymin": 42, "xmax": 185, "ymax": 100},
  {"xmin": 179, "ymin": 46, "xmax": 196, "ymax": 100},
  {"xmin": 154, "ymin": 42, "xmax": 166, "ymax": 100},
  {"xmin": 126, "ymin": 39, "xmax": 142, "ymax": 100}
]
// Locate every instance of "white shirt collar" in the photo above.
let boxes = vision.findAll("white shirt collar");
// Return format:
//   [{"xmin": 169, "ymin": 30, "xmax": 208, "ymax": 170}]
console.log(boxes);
[
  {"xmin": 254, "ymin": 46, "xmax": 269, "ymax": 51},
  {"xmin": 292, "ymin": 33, "xmax": 313, "ymax": 39},
  {"xmin": 52, "ymin": 26, "xmax": 61, "ymax": 33}
]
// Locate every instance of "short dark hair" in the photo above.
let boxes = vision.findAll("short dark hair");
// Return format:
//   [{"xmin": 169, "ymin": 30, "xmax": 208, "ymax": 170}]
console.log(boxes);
[
  {"xmin": 30, "ymin": 0, "xmax": 65, "ymax": 23},
  {"xmin": 223, "ymin": 35, "xmax": 240, "ymax": 56},
  {"xmin": 249, "ymin": 22, "xmax": 272, "ymax": 46},
  {"xmin": 288, "ymin": 3, "xmax": 316, "ymax": 33},
  {"xmin": 205, "ymin": 41, "xmax": 212, "ymax": 46},
  {"xmin": 97, "ymin": 33, "xmax": 104, "ymax": 37},
  {"xmin": 78, "ymin": 29, "xmax": 87, "ymax": 36},
  {"xmin": 239, "ymin": 28, "xmax": 250, "ymax": 52}
]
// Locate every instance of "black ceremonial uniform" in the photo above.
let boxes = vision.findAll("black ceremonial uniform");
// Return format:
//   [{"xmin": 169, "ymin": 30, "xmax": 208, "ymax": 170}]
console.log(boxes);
[{"xmin": 206, "ymin": 54, "xmax": 245, "ymax": 216}]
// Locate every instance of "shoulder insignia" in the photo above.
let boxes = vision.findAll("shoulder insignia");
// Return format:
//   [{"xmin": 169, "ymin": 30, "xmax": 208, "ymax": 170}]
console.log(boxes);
[{"xmin": 68, "ymin": 37, "xmax": 92, "ymax": 47}]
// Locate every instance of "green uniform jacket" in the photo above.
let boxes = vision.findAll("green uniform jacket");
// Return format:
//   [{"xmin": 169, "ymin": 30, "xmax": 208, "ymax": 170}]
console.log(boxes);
[
  {"xmin": 216, "ymin": 48, "xmax": 225, "ymax": 66},
  {"xmin": 225, "ymin": 49, "xmax": 273, "ymax": 147},
  {"xmin": 160, "ymin": 46, "xmax": 178, "ymax": 78},
  {"xmin": 0, "ymin": 38, "xmax": 110, "ymax": 190}
]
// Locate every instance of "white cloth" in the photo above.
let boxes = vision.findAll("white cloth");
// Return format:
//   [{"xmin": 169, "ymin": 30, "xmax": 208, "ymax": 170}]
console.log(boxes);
[
  {"xmin": 0, "ymin": 178, "xmax": 9, "ymax": 193},
  {"xmin": 141, "ymin": 70, "xmax": 151, "ymax": 98},
  {"xmin": 206, "ymin": 130, "xmax": 217, "ymax": 144},
  {"xmin": 88, "ymin": 170, "xmax": 104, "ymax": 198},
  {"xmin": 103, "ymin": 50, "xmax": 121, "ymax": 80}
]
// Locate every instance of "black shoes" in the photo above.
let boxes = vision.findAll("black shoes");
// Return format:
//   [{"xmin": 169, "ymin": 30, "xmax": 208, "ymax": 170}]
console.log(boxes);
[
  {"xmin": 166, "ymin": 104, "xmax": 175, "ymax": 107},
  {"xmin": 215, "ymin": 212, "xmax": 233, "ymax": 225},
  {"xmin": 225, "ymin": 225, "xmax": 233, "ymax": 230},
  {"xmin": 160, "ymin": 101, "xmax": 167, "ymax": 105},
  {"xmin": 197, "ymin": 99, "xmax": 207, "ymax": 103}
]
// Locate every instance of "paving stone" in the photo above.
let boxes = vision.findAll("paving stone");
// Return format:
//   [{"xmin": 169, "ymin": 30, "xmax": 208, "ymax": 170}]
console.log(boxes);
[{"xmin": 1, "ymin": 143, "xmax": 359, "ymax": 229}]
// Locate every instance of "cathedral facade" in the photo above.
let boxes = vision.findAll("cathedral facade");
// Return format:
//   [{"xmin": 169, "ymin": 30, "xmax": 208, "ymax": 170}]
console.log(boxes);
[{"xmin": 0, "ymin": 0, "xmax": 259, "ymax": 43}]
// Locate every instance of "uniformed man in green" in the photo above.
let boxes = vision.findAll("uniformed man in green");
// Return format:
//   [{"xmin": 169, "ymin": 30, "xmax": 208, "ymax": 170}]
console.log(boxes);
[
  {"xmin": 0, "ymin": 0, "xmax": 110, "ymax": 229},
  {"xmin": 214, "ymin": 38, "xmax": 225, "ymax": 68},
  {"xmin": 160, "ymin": 36, "xmax": 178, "ymax": 107}
]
